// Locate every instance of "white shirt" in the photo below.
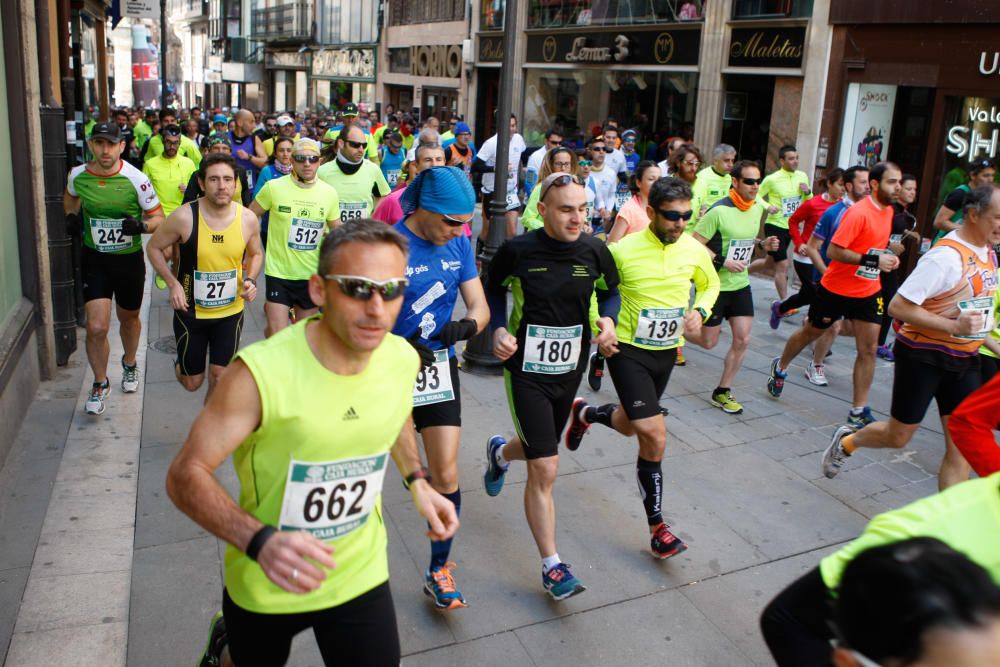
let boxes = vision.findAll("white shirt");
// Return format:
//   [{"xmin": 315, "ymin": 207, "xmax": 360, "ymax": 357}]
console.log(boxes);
[
  {"xmin": 897, "ymin": 231, "xmax": 992, "ymax": 304},
  {"xmin": 588, "ymin": 164, "xmax": 618, "ymax": 212},
  {"xmin": 477, "ymin": 133, "xmax": 526, "ymax": 194},
  {"xmin": 605, "ymin": 148, "xmax": 628, "ymax": 176}
]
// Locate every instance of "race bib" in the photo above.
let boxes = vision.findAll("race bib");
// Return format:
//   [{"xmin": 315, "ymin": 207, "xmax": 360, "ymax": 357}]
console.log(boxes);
[
  {"xmin": 522, "ymin": 324, "xmax": 582, "ymax": 375},
  {"xmin": 193, "ymin": 269, "xmax": 238, "ymax": 308},
  {"xmin": 855, "ymin": 248, "xmax": 893, "ymax": 280},
  {"xmin": 889, "ymin": 233, "xmax": 903, "ymax": 245},
  {"xmin": 412, "ymin": 349, "xmax": 455, "ymax": 406},
  {"xmin": 90, "ymin": 218, "xmax": 130, "ymax": 253},
  {"xmin": 387, "ymin": 171, "xmax": 399, "ymax": 187},
  {"xmin": 726, "ymin": 238, "xmax": 755, "ymax": 264},
  {"xmin": 634, "ymin": 307, "xmax": 684, "ymax": 348},
  {"xmin": 340, "ymin": 201, "xmax": 368, "ymax": 223},
  {"xmin": 288, "ymin": 217, "xmax": 324, "ymax": 251},
  {"xmin": 505, "ymin": 190, "xmax": 520, "ymax": 210},
  {"xmin": 781, "ymin": 195, "xmax": 801, "ymax": 218},
  {"xmin": 278, "ymin": 453, "xmax": 388, "ymax": 540},
  {"xmin": 956, "ymin": 297, "xmax": 996, "ymax": 340},
  {"xmin": 614, "ymin": 187, "xmax": 630, "ymax": 211}
]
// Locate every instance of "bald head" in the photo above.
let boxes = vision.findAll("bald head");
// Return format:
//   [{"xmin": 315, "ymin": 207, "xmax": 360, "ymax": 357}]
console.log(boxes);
[{"xmin": 235, "ymin": 109, "xmax": 255, "ymax": 135}]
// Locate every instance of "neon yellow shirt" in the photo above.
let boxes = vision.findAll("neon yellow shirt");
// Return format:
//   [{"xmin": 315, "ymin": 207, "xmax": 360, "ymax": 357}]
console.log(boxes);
[
  {"xmin": 316, "ymin": 159, "xmax": 390, "ymax": 224},
  {"xmin": 263, "ymin": 133, "xmax": 300, "ymax": 157},
  {"xmin": 756, "ymin": 168, "xmax": 811, "ymax": 230},
  {"xmin": 254, "ymin": 175, "xmax": 340, "ymax": 280},
  {"xmin": 693, "ymin": 198, "xmax": 765, "ymax": 292},
  {"xmin": 322, "ymin": 128, "xmax": 380, "ymax": 164},
  {"xmin": 227, "ymin": 318, "xmax": 419, "ymax": 613},
  {"xmin": 609, "ymin": 227, "xmax": 719, "ymax": 349},
  {"xmin": 144, "ymin": 134, "xmax": 203, "ymax": 167},
  {"xmin": 690, "ymin": 166, "xmax": 732, "ymax": 230},
  {"xmin": 980, "ymin": 289, "xmax": 1000, "ymax": 360},
  {"xmin": 143, "ymin": 154, "xmax": 197, "ymax": 216},
  {"xmin": 820, "ymin": 472, "xmax": 1000, "ymax": 591}
]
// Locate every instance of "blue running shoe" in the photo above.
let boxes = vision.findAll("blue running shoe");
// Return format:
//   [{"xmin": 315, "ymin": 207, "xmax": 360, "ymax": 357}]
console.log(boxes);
[
  {"xmin": 483, "ymin": 435, "xmax": 509, "ymax": 497},
  {"xmin": 769, "ymin": 300, "xmax": 783, "ymax": 330},
  {"xmin": 424, "ymin": 563, "xmax": 467, "ymax": 610},
  {"xmin": 542, "ymin": 562, "xmax": 586, "ymax": 601},
  {"xmin": 847, "ymin": 406, "xmax": 876, "ymax": 429},
  {"xmin": 767, "ymin": 357, "xmax": 787, "ymax": 398}
]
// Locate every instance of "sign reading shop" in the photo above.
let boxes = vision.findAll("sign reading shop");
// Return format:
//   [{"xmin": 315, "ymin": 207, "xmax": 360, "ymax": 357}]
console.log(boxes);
[
  {"xmin": 312, "ymin": 48, "xmax": 375, "ymax": 82},
  {"xmin": 525, "ymin": 29, "xmax": 700, "ymax": 67},
  {"xmin": 728, "ymin": 27, "xmax": 805, "ymax": 69}
]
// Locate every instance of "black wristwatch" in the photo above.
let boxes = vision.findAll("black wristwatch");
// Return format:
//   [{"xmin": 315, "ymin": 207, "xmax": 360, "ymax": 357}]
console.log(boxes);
[
  {"xmin": 243, "ymin": 277, "xmax": 256, "ymax": 287},
  {"xmin": 694, "ymin": 307, "xmax": 709, "ymax": 322},
  {"xmin": 403, "ymin": 466, "xmax": 432, "ymax": 490}
]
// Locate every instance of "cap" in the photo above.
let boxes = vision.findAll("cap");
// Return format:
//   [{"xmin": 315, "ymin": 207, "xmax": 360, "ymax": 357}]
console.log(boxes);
[
  {"xmin": 212, "ymin": 114, "xmax": 228, "ymax": 124},
  {"xmin": 89, "ymin": 122, "xmax": 122, "ymax": 142},
  {"xmin": 292, "ymin": 138, "xmax": 322, "ymax": 156},
  {"xmin": 622, "ymin": 129, "xmax": 637, "ymax": 139},
  {"xmin": 205, "ymin": 132, "xmax": 232, "ymax": 148},
  {"xmin": 455, "ymin": 122, "xmax": 472, "ymax": 135},
  {"xmin": 276, "ymin": 115, "xmax": 295, "ymax": 127},
  {"xmin": 342, "ymin": 102, "xmax": 359, "ymax": 117}
]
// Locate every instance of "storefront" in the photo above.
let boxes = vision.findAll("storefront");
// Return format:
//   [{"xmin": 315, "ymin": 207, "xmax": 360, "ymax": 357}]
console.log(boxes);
[
  {"xmin": 473, "ymin": 34, "xmax": 502, "ymax": 139},
  {"xmin": 311, "ymin": 46, "xmax": 376, "ymax": 112},
  {"xmin": 264, "ymin": 50, "xmax": 310, "ymax": 112},
  {"xmin": 381, "ymin": 42, "xmax": 467, "ymax": 122},
  {"xmin": 820, "ymin": 17, "xmax": 1000, "ymax": 246},
  {"xmin": 521, "ymin": 26, "xmax": 701, "ymax": 148}
]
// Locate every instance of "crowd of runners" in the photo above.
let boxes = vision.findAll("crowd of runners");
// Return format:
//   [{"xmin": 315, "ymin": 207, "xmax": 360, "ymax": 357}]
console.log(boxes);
[{"xmin": 65, "ymin": 102, "xmax": 1000, "ymax": 666}]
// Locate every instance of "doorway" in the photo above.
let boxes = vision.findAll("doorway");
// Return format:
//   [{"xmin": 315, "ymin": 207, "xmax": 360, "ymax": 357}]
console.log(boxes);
[{"xmin": 721, "ymin": 74, "xmax": 775, "ymax": 164}]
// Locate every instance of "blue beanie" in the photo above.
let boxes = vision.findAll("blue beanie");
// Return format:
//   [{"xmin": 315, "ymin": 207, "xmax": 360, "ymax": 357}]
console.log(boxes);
[{"xmin": 401, "ymin": 166, "xmax": 476, "ymax": 216}]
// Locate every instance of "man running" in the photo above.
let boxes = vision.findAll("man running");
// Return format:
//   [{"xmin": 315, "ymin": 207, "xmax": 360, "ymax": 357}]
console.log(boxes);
[
  {"xmin": 586, "ymin": 135, "xmax": 620, "ymax": 236},
  {"xmin": 183, "ymin": 134, "xmax": 253, "ymax": 206},
  {"xmin": 143, "ymin": 125, "xmax": 197, "ymax": 217},
  {"xmin": 65, "ymin": 121, "xmax": 165, "ymax": 415},
  {"xmin": 317, "ymin": 122, "xmax": 390, "ymax": 223},
  {"xmin": 472, "ymin": 114, "xmax": 526, "ymax": 247},
  {"xmin": 142, "ymin": 108, "xmax": 202, "ymax": 166},
  {"xmin": 228, "ymin": 108, "xmax": 267, "ymax": 189},
  {"xmin": 390, "ymin": 167, "xmax": 489, "ymax": 609},
  {"xmin": 148, "ymin": 153, "xmax": 263, "ymax": 399},
  {"xmin": 167, "ymin": 220, "xmax": 459, "ymax": 667},
  {"xmin": 263, "ymin": 115, "xmax": 300, "ymax": 157},
  {"xmin": 750, "ymin": 145, "xmax": 812, "ymax": 301},
  {"xmin": 687, "ymin": 161, "xmax": 779, "ymax": 414},
  {"xmin": 566, "ymin": 177, "xmax": 719, "ymax": 558},
  {"xmin": 767, "ymin": 163, "xmax": 902, "ymax": 428},
  {"xmin": 690, "ymin": 144, "xmax": 736, "ymax": 225},
  {"xmin": 482, "ymin": 172, "xmax": 620, "ymax": 600},
  {"xmin": 378, "ymin": 131, "xmax": 406, "ymax": 189},
  {"xmin": 249, "ymin": 138, "xmax": 340, "ymax": 337},
  {"xmin": 524, "ymin": 128, "xmax": 564, "ymax": 197},
  {"xmin": 443, "ymin": 122, "xmax": 476, "ymax": 183},
  {"xmin": 821, "ymin": 183, "xmax": 999, "ymax": 488}
]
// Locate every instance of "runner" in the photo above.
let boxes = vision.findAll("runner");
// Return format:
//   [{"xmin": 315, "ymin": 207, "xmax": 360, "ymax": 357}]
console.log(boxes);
[
  {"xmin": 749, "ymin": 145, "xmax": 812, "ymax": 300},
  {"xmin": 252, "ymin": 136, "xmax": 295, "ymax": 249},
  {"xmin": 373, "ymin": 143, "xmax": 446, "ymax": 225},
  {"xmin": 565, "ymin": 177, "xmax": 719, "ymax": 558},
  {"xmin": 949, "ymin": 369, "xmax": 1000, "ymax": 477},
  {"xmin": 521, "ymin": 147, "xmax": 580, "ymax": 232},
  {"xmin": 143, "ymin": 125, "xmax": 197, "ymax": 217},
  {"xmin": 249, "ymin": 138, "xmax": 340, "ymax": 337},
  {"xmin": 324, "ymin": 103, "xmax": 380, "ymax": 163},
  {"xmin": 482, "ymin": 172, "xmax": 620, "ymax": 600},
  {"xmin": 228, "ymin": 108, "xmax": 267, "ymax": 189},
  {"xmin": 586, "ymin": 135, "xmax": 620, "ymax": 237},
  {"xmin": 183, "ymin": 134, "xmax": 253, "ymax": 206},
  {"xmin": 767, "ymin": 163, "xmax": 902, "ymax": 428},
  {"xmin": 524, "ymin": 128, "xmax": 565, "ymax": 198},
  {"xmin": 820, "ymin": 183, "xmax": 999, "ymax": 489},
  {"xmin": 690, "ymin": 144, "xmax": 736, "ymax": 226},
  {"xmin": 147, "ymin": 154, "xmax": 263, "ymax": 399},
  {"xmin": 875, "ymin": 173, "xmax": 920, "ymax": 360},
  {"xmin": 378, "ymin": 131, "xmax": 406, "ymax": 190},
  {"xmin": 142, "ymin": 108, "xmax": 202, "ymax": 166},
  {"xmin": 262, "ymin": 115, "xmax": 300, "ymax": 157},
  {"xmin": 167, "ymin": 220, "xmax": 459, "ymax": 667},
  {"xmin": 932, "ymin": 158, "xmax": 995, "ymax": 242},
  {"xmin": 443, "ymin": 122, "xmax": 475, "ymax": 183},
  {"xmin": 317, "ymin": 122, "xmax": 391, "ymax": 224},
  {"xmin": 472, "ymin": 114, "xmax": 526, "ymax": 248},
  {"xmin": 683, "ymin": 161, "xmax": 779, "ymax": 413},
  {"xmin": 390, "ymin": 167, "xmax": 489, "ymax": 609},
  {"xmin": 64, "ymin": 121, "xmax": 165, "ymax": 415}
]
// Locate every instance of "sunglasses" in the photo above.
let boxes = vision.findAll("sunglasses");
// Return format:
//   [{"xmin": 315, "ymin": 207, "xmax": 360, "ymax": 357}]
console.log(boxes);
[
  {"xmin": 599, "ymin": 146, "xmax": 614, "ymax": 153},
  {"xmin": 739, "ymin": 178, "xmax": 763, "ymax": 186},
  {"xmin": 441, "ymin": 213, "xmax": 471, "ymax": 227},
  {"xmin": 656, "ymin": 208, "xmax": 693, "ymax": 221},
  {"xmin": 578, "ymin": 160, "xmax": 592, "ymax": 167},
  {"xmin": 293, "ymin": 155, "xmax": 321, "ymax": 164},
  {"xmin": 265, "ymin": 123, "xmax": 277, "ymax": 129},
  {"xmin": 682, "ymin": 159, "xmax": 700, "ymax": 167},
  {"xmin": 539, "ymin": 173, "xmax": 583, "ymax": 201},
  {"xmin": 344, "ymin": 139, "xmax": 367, "ymax": 149},
  {"xmin": 323, "ymin": 274, "xmax": 408, "ymax": 301}
]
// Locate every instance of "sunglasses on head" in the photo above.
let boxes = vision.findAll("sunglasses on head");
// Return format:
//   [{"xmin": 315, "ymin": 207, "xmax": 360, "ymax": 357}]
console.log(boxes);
[
  {"xmin": 539, "ymin": 173, "xmax": 583, "ymax": 201},
  {"xmin": 344, "ymin": 139, "xmax": 367, "ymax": 149},
  {"xmin": 293, "ymin": 154, "xmax": 321, "ymax": 164},
  {"xmin": 323, "ymin": 274, "xmax": 408, "ymax": 301},
  {"xmin": 656, "ymin": 208, "xmax": 693, "ymax": 221},
  {"xmin": 739, "ymin": 177, "xmax": 763, "ymax": 186}
]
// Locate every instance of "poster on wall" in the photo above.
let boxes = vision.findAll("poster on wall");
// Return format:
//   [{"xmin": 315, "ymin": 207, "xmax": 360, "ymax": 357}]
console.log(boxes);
[{"xmin": 838, "ymin": 83, "xmax": 897, "ymax": 169}]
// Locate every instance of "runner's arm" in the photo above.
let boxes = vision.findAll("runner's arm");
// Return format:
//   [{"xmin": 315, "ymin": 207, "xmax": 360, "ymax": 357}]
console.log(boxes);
[
  {"xmin": 242, "ymin": 209, "xmax": 264, "ymax": 295},
  {"xmin": 63, "ymin": 190, "xmax": 80, "ymax": 215},
  {"xmin": 248, "ymin": 200, "xmax": 266, "ymax": 219},
  {"xmin": 947, "ymin": 373, "xmax": 1000, "ymax": 478},
  {"xmin": 805, "ymin": 235, "xmax": 826, "ymax": 274},
  {"xmin": 691, "ymin": 251, "xmax": 721, "ymax": 314},
  {"xmin": 887, "ymin": 293, "xmax": 974, "ymax": 336},
  {"xmin": 458, "ymin": 277, "xmax": 490, "ymax": 335},
  {"xmin": 787, "ymin": 200, "xmax": 810, "ymax": 250},
  {"xmin": 390, "ymin": 420, "xmax": 459, "ymax": 541},
  {"xmin": 471, "ymin": 157, "xmax": 494, "ymax": 174},
  {"xmin": 147, "ymin": 206, "xmax": 186, "ymax": 287},
  {"xmin": 249, "ymin": 135, "xmax": 268, "ymax": 169}
]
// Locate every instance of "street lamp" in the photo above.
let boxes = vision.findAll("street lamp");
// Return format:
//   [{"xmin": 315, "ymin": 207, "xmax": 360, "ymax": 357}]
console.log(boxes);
[{"xmin": 462, "ymin": 0, "xmax": 519, "ymax": 375}]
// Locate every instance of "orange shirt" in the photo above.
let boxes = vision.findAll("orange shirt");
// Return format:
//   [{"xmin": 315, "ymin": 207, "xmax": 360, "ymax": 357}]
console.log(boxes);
[{"xmin": 820, "ymin": 196, "xmax": 893, "ymax": 298}]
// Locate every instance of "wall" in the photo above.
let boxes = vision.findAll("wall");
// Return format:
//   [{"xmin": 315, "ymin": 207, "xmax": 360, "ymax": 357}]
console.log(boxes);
[{"xmin": 381, "ymin": 21, "xmax": 471, "ymax": 119}]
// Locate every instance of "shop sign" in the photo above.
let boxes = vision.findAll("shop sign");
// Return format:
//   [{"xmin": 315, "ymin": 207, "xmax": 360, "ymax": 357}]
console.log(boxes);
[
  {"xmin": 124, "ymin": 0, "xmax": 158, "ymax": 19},
  {"xmin": 265, "ymin": 51, "xmax": 309, "ymax": 69},
  {"xmin": 980, "ymin": 52, "xmax": 1000, "ymax": 76},
  {"xmin": 728, "ymin": 27, "xmax": 805, "ymax": 69},
  {"xmin": 479, "ymin": 35, "xmax": 503, "ymax": 63},
  {"xmin": 525, "ymin": 29, "xmax": 700, "ymax": 67},
  {"xmin": 945, "ymin": 102, "xmax": 1000, "ymax": 161},
  {"xmin": 409, "ymin": 45, "xmax": 463, "ymax": 78},
  {"xmin": 312, "ymin": 48, "xmax": 376, "ymax": 82},
  {"xmin": 837, "ymin": 83, "xmax": 896, "ymax": 169}
]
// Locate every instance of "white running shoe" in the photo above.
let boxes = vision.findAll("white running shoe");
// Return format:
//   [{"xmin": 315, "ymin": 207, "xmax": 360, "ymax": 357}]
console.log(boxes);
[
  {"xmin": 121, "ymin": 356, "xmax": 140, "ymax": 393},
  {"xmin": 85, "ymin": 380, "xmax": 111, "ymax": 415},
  {"xmin": 804, "ymin": 363, "xmax": 828, "ymax": 386}
]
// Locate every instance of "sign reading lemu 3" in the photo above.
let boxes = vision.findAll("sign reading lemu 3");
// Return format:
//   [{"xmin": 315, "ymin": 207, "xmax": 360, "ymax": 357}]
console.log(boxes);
[
  {"xmin": 525, "ymin": 29, "xmax": 700, "ymax": 66},
  {"xmin": 728, "ymin": 27, "xmax": 805, "ymax": 69}
]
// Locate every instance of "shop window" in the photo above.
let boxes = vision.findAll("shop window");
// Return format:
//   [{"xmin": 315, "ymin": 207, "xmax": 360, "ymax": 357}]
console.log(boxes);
[
  {"xmin": 523, "ymin": 69, "xmax": 697, "ymax": 154},
  {"xmin": 481, "ymin": 0, "xmax": 505, "ymax": 30},
  {"xmin": 528, "ymin": 0, "xmax": 703, "ymax": 28},
  {"xmin": 936, "ymin": 94, "xmax": 1000, "ymax": 202},
  {"xmin": 732, "ymin": 0, "xmax": 812, "ymax": 19}
]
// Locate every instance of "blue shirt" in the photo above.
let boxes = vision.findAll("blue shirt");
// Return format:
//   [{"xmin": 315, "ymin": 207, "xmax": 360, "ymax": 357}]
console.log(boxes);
[
  {"xmin": 391, "ymin": 220, "xmax": 478, "ymax": 357},
  {"xmin": 624, "ymin": 151, "xmax": 640, "ymax": 173},
  {"xmin": 810, "ymin": 199, "xmax": 852, "ymax": 283},
  {"xmin": 379, "ymin": 147, "xmax": 406, "ymax": 188}
]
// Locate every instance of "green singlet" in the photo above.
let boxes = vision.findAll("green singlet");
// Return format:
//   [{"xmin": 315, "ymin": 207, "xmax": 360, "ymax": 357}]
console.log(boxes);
[
  {"xmin": 67, "ymin": 161, "xmax": 163, "ymax": 254},
  {"xmin": 693, "ymin": 197, "xmax": 764, "ymax": 292}
]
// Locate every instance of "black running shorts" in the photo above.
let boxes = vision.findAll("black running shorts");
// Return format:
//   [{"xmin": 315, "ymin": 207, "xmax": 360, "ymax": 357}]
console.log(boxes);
[
  {"xmin": 504, "ymin": 370, "xmax": 581, "ymax": 459},
  {"xmin": 173, "ymin": 310, "xmax": 244, "ymax": 376},
  {"xmin": 82, "ymin": 246, "xmax": 146, "ymax": 311},
  {"xmin": 607, "ymin": 343, "xmax": 677, "ymax": 420},
  {"xmin": 807, "ymin": 284, "xmax": 883, "ymax": 329},
  {"xmin": 704, "ymin": 285, "xmax": 754, "ymax": 327},
  {"xmin": 265, "ymin": 275, "xmax": 316, "ymax": 309}
]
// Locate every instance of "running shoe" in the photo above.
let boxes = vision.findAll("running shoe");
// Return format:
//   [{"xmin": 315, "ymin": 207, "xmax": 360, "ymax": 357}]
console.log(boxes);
[
  {"xmin": 542, "ymin": 562, "xmax": 586, "ymax": 601},
  {"xmin": 154, "ymin": 274, "xmax": 167, "ymax": 290},
  {"xmin": 822, "ymin": 425, "xmax": 855, "ymax": 479},
  {"xmin": 710, "ymin": 389, "xmax": 743, "ymax": 415},
  {"xmin": 876, "ymin": 344, "xmax": 895, "ymax": 362},
  {"xmin": 121, "ymin": 356, "xmax": 139, "ymax": 393},
  {"xmin": 84, "ymin": 379, "xmax": 110, "ymax": 415},
  {"xmin": 650, "ymin": 523, "xmax": 688, "ymax": 560},
  {"xmin": 766, "ymin": 357, "xmax": 787, "ymax": 398},
  {"xmin": 785, "ymin": 308, "xmax": 800, "ymax": 316},
  {"xmin": 197, "ymin": 611, "xmax": 227, "ymax": 667},
  {"xmin": 587, "ymin": 352, "xmax": 605, "ymax": 391},
  {"xmin": 565, "ymin": 398, "xmax": 591, "ymax": 451},
  {"xmin": 847, "ymin": 406, "xmax": 876, "ymax": 429},
  {"xmin": 424, "ymin": 563, "xmax": 467, "ymax": 610},
  {"xmin": 769, "ymin": 300, "xmax": 783, "ymax": 330},
  {"xmin": 483, "ymin": 435, "xmax": 509, "ymax": 497},
  {"xmin": 675, "ymin": 346, "xmax": 686, "ymax": 367},
  {"xmin": 804, "ymin": 363, "xmax": 828, "ymax": 386}
]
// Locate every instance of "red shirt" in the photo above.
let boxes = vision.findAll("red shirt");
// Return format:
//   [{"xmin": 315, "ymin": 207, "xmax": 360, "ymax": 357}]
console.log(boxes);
[
  {"xmin": 948, "ymin": 372, "xmax": 1000, "ymax": 478},
  {"xmin": 820, "ymin": 196, "xmax": 893, "ymax": 298},
  {"xmin": 788, "ymin": 194, "xmax": 837, "ymax": 253}
]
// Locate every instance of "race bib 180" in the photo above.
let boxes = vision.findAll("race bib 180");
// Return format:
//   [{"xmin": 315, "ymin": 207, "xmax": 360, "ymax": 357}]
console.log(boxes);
[
  {"xmin": 522, "ymin": 324, "xmax": 582, "ymax": 375},
  {"xmin": 634, "ymin": 307, "xmax": 684, "ymax": 347}
]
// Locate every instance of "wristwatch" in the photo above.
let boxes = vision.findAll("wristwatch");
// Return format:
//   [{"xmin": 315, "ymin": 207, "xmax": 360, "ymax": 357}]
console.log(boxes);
[
  {"xmin": 243, "ymin": 277, "xmax": 256, "ymax": 287},
  {"xmin": 694, "ymin": 307, "xmax": 709, "ymax": 322},
  {"xmin": 403, "ymin": 466, "xmax": 432, "ymax": 489}
]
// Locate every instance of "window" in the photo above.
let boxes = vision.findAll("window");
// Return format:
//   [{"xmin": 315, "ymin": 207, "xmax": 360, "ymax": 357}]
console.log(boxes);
[
  {"xmin": 527, "ymin": 0, "xmax": 703, "ymax": 29},
  {"xmin": 389, "ymin": 0, "xmax": 464, "ymax": 25},
  {"xmin": 481, "ymin": 0, "xmax": 505, "ymax": 30},
  {"xmin": 732, "ymin": 0, "xmax": 813, "ymax": 20}
]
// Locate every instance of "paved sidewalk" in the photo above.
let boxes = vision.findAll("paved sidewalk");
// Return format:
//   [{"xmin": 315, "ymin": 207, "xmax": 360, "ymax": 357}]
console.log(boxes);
[{"xmin": 4, "ymin": 261, "xmax": 951, "ymax": 665}]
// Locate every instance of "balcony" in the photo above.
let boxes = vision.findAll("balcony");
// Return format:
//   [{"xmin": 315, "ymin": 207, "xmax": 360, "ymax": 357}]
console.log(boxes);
[{"xmin": 251, "ymin": 1, "xmax": 313, "ymax": 42}]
